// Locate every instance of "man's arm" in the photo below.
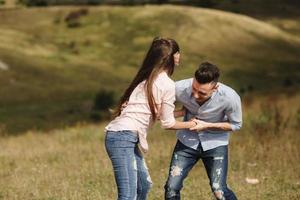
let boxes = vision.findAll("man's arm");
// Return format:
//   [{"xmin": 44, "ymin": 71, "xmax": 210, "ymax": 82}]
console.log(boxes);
[
  {"xmin": 190, "ymin": 94, "xmax": 242, "ymax": 132},
  {"xmin": 190, "ymin": 120, "xmax": 233, "ymax": 131}
]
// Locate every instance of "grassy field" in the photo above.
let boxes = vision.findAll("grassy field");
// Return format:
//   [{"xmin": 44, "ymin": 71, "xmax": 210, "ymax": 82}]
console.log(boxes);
[
  {"xmin": 0, "ymin": 3, "xmax": 300, "ymax": 200},
  {"xmin": 0, "ymin": 94, "xmax": 299, "ymax": 200},
  {"xmin": 0, "ymin": 5, "xmax": 300, "ymax": 133}
]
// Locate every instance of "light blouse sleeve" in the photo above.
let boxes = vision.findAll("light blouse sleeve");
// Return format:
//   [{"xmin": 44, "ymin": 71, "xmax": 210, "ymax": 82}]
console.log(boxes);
[{"xmin": 159, "ymin": 84, "xmax": 176, "ymax": 129}]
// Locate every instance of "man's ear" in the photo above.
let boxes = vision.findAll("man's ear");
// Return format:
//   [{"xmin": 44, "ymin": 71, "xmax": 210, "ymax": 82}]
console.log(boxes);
[{"xmin": 213, "ymin": 83, "xmax": 219, "ymax": 90}]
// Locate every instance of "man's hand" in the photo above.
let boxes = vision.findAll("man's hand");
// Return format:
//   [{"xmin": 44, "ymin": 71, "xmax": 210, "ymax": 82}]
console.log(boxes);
[
  {"xmin": 189, "ymin": 119, "xmax": 210, "ymax": 131},
  {"xmin": 189, "ymin": 119, "xmax": 233, "ymax": 131}
]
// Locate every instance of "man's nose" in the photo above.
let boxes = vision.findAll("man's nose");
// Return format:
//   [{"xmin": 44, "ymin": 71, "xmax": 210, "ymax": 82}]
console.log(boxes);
[{"xmin": 193, "ymin": 92, "xmax": 199, "ymax": 99}]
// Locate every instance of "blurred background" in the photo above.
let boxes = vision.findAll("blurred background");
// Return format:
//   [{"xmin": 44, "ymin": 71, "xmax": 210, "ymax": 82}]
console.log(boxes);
[{"xmin": 0, "ymin": 0, "xmax": 299, "ymax": 199}]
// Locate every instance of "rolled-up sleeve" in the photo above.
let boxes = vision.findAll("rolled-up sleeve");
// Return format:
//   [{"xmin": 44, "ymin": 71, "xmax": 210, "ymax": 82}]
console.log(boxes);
[
  {"xmin": 226, "ymin": 96, "xmax": 242, "ymax": 131},
  {"xmin": 160, "ymin": 85, "xmax": 176, "ymax": 129}
]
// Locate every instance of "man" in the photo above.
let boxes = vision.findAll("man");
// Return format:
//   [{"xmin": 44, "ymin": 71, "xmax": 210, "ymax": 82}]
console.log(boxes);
[{"xmin": 164, "ymin": 62, "xmax": 242, "ymax": 200}]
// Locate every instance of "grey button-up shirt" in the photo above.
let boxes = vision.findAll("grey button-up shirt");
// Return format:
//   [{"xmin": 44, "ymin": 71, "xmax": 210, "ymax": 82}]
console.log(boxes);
[{"xmin": 176, "ymin": 78, "xmax": 242, "ymax": 151}]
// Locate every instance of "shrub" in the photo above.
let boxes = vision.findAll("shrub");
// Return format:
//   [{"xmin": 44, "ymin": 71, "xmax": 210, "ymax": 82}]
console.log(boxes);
[
  {"xmin": 190, "ymin": 0, "xmax": 219, "ymax": 7},
  {"xmin": 20, "ymin": 0, "xmax": 104, "ymax": 6},
  {"xmin": 93, "ymin": 90, "xmax": 115, "ymax": 111},
  {"xmin": 90, "ymin": 90, "xmax": 116, "ymax": 121},
  {"xmin": 283, "ymin": 77, "xmax": 293, "ymax": 87},
  {"xmin": 65, "ymin": 8, "xmax": 89, "ymax": 28},
  {"xmin": 20, "ymin": 0, "xmax": 49, "ymax": 6}
]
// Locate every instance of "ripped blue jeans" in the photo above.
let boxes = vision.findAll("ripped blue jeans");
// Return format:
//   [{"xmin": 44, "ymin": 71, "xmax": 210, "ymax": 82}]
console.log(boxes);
[
  {"xmin": 164, "ymin": 140, "xmax": 237, "ymax": 200},
  {"xmin": 105, "ymin": 130, "xmax": 152, "ymax": 200}
]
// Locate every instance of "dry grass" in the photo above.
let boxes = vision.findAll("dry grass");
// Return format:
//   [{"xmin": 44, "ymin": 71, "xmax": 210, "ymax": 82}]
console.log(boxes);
[
  {"xmin": 0, "ymin": 94, "xmax": 299, "ymax": 200},
  {"xmin": 265, "ymin": 17, "xmax": 300, "ymax": 37},
  {"xmin": 0, "ymin": 4, "xmax": 299, "ymax": 199}
]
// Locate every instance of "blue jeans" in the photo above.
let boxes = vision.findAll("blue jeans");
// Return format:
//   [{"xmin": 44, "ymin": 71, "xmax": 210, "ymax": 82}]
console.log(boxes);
[
  {"xmin": 105, "ymin": 130, "xmax": 152, "ymax": 200},
  {"xmin": 164, "ymin": 140, "xmax": 237, "ymax": 200}
]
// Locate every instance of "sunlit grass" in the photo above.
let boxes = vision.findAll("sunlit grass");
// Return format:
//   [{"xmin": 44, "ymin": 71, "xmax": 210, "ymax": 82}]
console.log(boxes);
[{"xmin": 0, "ymin": 95, "xmax": 299, "ymax": 199}]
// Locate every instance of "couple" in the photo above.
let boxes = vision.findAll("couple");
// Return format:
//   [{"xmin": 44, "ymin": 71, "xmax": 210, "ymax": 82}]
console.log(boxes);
[{"xmin": 105, "ymin": 37, "xmax": 242, "ymax": 200}]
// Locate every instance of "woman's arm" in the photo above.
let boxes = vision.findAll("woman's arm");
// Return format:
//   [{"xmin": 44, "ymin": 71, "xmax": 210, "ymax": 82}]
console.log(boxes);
[
  {"xmin": 167, "ymin": 120, "xmax": 197, "ymax": 130},
  {"xmin": 159, "ymin": 83, "xmax": 196, "ymax": 130},
  {"xmin": 169, "ymin": 106, "xmax": 197, "ymax": 129},
  {"xmin": 160, "ymin": 103, "xmax": 196, "ymax": 130}
]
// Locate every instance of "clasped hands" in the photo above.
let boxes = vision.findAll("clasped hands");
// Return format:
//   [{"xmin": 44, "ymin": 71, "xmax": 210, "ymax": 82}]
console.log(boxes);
[{"xmin": 189, "ymin": 118, "xmax": 210, "ymax": 131}]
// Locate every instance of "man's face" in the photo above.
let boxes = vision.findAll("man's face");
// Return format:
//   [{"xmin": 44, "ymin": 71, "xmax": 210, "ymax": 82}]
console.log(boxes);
[
  {"xmin": 173, "ymin": 51, "xmax": 180, "ymax": 66},
  {"xmin": 192, "ymin": 78, "xmax": 218, "ymax": 103}
]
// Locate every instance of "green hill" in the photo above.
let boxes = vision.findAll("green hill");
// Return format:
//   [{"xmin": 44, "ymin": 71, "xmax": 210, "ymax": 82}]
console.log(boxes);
[{"xmin": 0, "ymin": 5, "xmax": 299, "ymax": 133}]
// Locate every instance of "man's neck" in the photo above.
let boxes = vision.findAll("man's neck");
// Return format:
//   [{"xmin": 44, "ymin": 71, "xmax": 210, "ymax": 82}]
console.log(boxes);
[{"xmin": 196, "ymin": 97, "xmax": 211, "ymax": 106}]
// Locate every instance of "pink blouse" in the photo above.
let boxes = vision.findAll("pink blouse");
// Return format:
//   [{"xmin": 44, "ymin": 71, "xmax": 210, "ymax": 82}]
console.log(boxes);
[{"xmin": 105, "ymin": 71, "xmax": 176, "ymax": 152}]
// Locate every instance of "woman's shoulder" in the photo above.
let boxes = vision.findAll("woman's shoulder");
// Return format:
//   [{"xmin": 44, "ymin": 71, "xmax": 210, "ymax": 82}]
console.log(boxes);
[{"xmin": 154, "ymin": 72, "xmax": 175, "ymax": 91}]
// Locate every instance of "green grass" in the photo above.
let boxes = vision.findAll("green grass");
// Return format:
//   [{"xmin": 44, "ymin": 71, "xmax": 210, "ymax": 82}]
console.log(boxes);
[
  {"xmin": 0, "ymin": 5, "xmax": 300, "ymax": 133},
  {"xmin": 0, "ymin": 95, "xmax": 299, "ymax": 199}
]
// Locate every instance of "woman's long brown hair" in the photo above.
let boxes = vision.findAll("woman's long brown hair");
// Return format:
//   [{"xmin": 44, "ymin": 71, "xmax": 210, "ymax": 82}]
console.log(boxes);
[{"xmin": 114, "ymin": 37, "xmax": 180, "ymax": 120}]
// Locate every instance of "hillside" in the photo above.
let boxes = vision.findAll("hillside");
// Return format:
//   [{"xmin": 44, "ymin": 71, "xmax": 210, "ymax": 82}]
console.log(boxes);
[{"xmin": 0, "ymin": 5, "xmax": 299, "ymax": 133}]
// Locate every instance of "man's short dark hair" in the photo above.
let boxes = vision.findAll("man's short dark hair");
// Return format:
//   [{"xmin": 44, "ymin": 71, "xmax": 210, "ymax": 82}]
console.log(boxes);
[{"xmin": 194, "ymin": 62, "xmax": 220, "ymax": 84}]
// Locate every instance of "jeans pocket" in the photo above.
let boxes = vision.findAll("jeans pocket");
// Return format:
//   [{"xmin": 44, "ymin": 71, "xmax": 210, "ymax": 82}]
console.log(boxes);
[{"xmin": 105, "ymin": 130, "xmax": 138, "ymax": 148}]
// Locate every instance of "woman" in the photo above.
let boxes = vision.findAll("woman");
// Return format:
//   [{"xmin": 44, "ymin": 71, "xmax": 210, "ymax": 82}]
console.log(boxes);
[{"xmin": 105, "ymin": 37, "xmax": 197, "ymax": 200}]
